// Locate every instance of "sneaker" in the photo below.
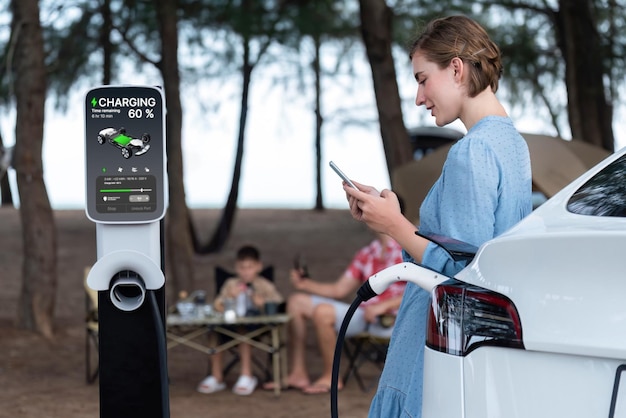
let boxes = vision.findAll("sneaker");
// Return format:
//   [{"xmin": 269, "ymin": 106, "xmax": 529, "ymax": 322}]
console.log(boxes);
[
  {"xmin": 232, "ymin": 375, "xmax": 258, "ymax": 396},
  {"xmin": 197, "ymin": 375, "xmax": 226, "ymax": 394}
]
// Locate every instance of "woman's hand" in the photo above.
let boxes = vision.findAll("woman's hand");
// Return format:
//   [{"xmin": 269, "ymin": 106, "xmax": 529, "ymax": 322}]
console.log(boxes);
[
  {"xmin": 344, "ymin": 181, "xmax": 380, "ymax": 222},
  {"xmin": 344, "ymin": 181, "xmax": 403, "ymax": 235}
]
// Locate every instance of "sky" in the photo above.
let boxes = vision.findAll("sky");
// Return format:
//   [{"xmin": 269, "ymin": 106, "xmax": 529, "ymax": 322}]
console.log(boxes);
[{"xmin": 2, "ymin": 54, "xmax": 625, "ymax": 212}]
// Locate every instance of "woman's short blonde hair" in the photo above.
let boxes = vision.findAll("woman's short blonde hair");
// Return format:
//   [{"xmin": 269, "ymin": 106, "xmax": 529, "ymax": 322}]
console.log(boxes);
[{"xmin": 409, "ymin": 15, "xmax": 503, "ymax": 97}]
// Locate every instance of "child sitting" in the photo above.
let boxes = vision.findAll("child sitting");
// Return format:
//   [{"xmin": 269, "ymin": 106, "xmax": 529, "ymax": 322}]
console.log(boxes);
[{"xmin": 197, "ymin": 245, "xmax": 283, "ymax": 396}]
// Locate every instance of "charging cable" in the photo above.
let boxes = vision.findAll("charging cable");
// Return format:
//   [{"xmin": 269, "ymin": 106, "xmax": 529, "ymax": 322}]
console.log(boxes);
[{"xmin": 330, "ymin": 262, "xmax": 448, "ymax": 418}]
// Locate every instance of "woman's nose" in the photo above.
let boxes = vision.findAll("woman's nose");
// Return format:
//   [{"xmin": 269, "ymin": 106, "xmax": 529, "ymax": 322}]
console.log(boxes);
[
  {"xmin": 415, "ymin": 92, "xmax": 424, "ymax": 106},
  {"xmin": 415, "ymin": 86, "xmax": 425, "ymax": 106}
]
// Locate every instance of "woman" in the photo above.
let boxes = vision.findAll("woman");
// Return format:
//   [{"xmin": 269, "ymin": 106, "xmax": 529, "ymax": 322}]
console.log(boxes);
[{"xmin": 344, "ymin": 15, "xmax": 532, "ymax": 417}]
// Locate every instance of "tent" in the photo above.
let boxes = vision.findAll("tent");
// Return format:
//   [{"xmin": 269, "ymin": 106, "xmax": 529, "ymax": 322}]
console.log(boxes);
[{"xmin": 393, "ymin": 133, "xmax": 612, "ymax": 223}]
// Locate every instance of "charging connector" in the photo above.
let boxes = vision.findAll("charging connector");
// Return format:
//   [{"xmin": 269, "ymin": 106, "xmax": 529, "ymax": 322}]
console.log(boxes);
[
  {"xmin": 110, "ymin": 271, "xmax": 146, "ymax": 312},
  {"xmin": 331, "ymin": 262, "xmax": 451, "ymax": 418}
]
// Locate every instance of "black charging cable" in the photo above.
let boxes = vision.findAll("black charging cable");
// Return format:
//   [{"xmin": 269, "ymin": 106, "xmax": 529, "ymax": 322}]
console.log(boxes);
[
  {"xmin": 331, "ymin": 280, "xmax": 379, "ymax": 418},
  {"xmin": 148, "ymin": 291, "xmax": 170, "ymax": 418},
  {"xmin": 329, "ymin": 259, "xmax": 453, "ymax": 417}
]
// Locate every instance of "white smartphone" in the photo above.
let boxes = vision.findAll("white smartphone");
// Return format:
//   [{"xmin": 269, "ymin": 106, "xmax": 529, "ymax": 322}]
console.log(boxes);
[{"xmin": 329, "ymin": 161, "xmax": 358, "ymax": 190}]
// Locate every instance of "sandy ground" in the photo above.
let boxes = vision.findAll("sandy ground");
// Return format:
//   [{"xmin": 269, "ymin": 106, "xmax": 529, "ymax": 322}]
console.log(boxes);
[{"xmin": 0, "ymin": 207, "xmax": 382, "ymax": 418}]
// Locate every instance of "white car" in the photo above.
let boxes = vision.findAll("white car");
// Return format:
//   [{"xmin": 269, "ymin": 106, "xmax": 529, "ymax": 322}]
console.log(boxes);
[{"xmin": 421, "ymin": 146, "xmax": 626, "ymax": 417}]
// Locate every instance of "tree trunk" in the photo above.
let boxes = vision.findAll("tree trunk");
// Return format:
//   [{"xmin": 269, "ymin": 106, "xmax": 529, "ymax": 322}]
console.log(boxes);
[
  {"xmin": 556, "ymin": 0, "xmax": 614, "ymax": 151},
  {"xmin": 190, "ymin": 0, "xmax": 277, "ymax": 255},
  {"xmin": 99, "ymin": 0, "xmax": 113, "ymax": 85},
  {"xmin": 11, "ymin": 0, "xmax": 56, "ymax": 338},
  {"xmin": 313, "ymin": 34, "xmax": 324, "ymax": 211},
  {"xmin": 358, "ymin": 0, "xmax": 412, "ymax": 183},
  {"xmin": 0, "ymin": 131, "xmax": 14, "ymax": 206},
  {"xmin": 201, "ymin": 38, "xmax": 253, "ymax": 253},
  {"xmin": 155, "ymin": 0, "xmax": 195, "ymax": 296}
]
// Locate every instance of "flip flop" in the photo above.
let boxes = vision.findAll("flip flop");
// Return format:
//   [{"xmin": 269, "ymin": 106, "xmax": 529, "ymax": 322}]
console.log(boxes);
[
  {"xmin": 196, "ymin": 375, "xmax": 226, "ymax": 394},
  {"xmin": 233, "ymin": 375, "xmax": 258, "ymax": 396}
]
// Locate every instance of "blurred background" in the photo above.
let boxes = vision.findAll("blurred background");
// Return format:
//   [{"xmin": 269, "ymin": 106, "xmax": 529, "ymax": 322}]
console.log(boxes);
[
  {"xmin": 2, "ymin": 0, "xmax": 625, "ymax": 335},
  {"xmin": 2, "ymin": 0, "xmax": 624, "ymax": 212}
]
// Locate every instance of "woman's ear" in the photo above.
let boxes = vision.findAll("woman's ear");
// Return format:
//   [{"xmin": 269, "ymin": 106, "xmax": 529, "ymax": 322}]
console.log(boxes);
[{"xmin": 450, "ymin": 57, "xmax": 464, "ymax": 81}]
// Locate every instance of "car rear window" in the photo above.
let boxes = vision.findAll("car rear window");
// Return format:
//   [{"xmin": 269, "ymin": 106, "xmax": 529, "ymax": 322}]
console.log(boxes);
[{"xmin": 567, "ymin": 153, "xmax": 626, "ymax": 217}]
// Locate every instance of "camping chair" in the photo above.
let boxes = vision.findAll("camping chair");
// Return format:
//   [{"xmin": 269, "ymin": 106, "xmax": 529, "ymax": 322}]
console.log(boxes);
[
  {"xmin": 212, "ymin": 265, "xmax": 283, "ymax": 381},
  {"xmin": 341, "ymin": 315, "xmax": 394, "ymax": 392},
  {"xmin": 84, "ymin": 267, "xmax": 99, "ymax": 384}
]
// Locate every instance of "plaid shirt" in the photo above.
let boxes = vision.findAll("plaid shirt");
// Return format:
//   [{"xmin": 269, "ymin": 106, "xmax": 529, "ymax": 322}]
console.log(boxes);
[{"xmin": 343, "ymin": 238, "xmax": 405, "ymax": 308}]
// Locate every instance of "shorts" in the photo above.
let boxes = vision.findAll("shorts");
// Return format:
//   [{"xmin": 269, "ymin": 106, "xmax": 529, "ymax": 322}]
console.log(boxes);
[{"xmin": 310, "ymin": 295, "xmax": 394, "ymax": 338}]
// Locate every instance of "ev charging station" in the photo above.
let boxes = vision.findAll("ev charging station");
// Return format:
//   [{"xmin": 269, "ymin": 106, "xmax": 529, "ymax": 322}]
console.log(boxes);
[{"xmin": 84, "ymin": 85, "xmax": 169, "ymax": 418}]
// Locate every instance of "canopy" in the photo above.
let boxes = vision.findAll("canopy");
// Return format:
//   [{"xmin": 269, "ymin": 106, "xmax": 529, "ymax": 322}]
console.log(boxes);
[{"xmin": 393, "ymin": 134, "xmax": 612, "ymax": 223}]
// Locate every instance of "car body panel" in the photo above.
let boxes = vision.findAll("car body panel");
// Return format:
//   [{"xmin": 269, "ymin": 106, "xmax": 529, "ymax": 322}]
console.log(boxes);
[
  {"xmin": 422, "ymin": 348, "xmax": 465, "ymax": 417},
  {"xmin": 458, "ymin": 231, "xmax": 626, "ymax": 358},
  {"xmin": 424, "ymin": 346, "xmax": 623, "ymax": 417},
  {"xmin": 422, "ymin": 147, "xmax": 626, "ymax": 417},
  {"xmin": 455, "ymin": 147, "xmax": 626, "ymax": 359}
]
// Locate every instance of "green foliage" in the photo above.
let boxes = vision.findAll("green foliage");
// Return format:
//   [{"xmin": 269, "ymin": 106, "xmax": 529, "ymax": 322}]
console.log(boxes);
[
  {"xmin": 593, "ymin": 0, "xmax": 626, "ymax": 100},
  {"xmin": 2, "ymin": 0, "xmax": 624, "ymax": 139},
  {"xmin": 277, "ymin": 0, "xmax": 360, "ymax": 46},
  {"xmin": 387, "ymin": 0, "xmax": 626, "ymax": 136},
  {"xmin": 43, "ymin": 1, "xmax": 103, "ymax": 108},
  {"xmin": 390, "ymin": 0, "xmax": 475, "ymax": 51},
  {"xmin": 0, "ymin": 0, "xmax": 162, "ymax": 110},
  {"xmin": 481, "ymin": 2, "xmax": 568, "ymax": 127}
]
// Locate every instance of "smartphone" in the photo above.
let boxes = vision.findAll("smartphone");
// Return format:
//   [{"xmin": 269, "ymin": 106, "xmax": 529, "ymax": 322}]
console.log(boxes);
[
  {"xmin": 329, "ymin": 161, "xmax": 358, "ymax": 190},
  {"xmin": 293, "ymin": 254, "xmax": 309, "ymax": 278}
]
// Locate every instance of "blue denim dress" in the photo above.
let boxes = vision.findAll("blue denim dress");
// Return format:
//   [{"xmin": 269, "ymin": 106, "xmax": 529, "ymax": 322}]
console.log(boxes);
[{"xmin": 368, "ymin": 116, "xmax": 532, "ymax": 417}]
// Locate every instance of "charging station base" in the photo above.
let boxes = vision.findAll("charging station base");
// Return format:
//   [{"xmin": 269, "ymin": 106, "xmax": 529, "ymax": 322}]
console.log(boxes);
[{"xmin": 98, "ymin": 287, "xmax": 167, "ymax": 418}]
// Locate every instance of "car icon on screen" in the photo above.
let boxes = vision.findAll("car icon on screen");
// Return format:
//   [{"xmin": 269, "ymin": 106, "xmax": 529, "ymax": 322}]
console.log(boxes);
[{"xmin": 97, "ymin": 127, "xmax": 151, "ymax": 159}]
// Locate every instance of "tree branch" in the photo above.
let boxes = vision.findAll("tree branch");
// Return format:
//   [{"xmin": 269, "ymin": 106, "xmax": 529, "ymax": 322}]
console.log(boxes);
[
  {"xmin": 478, "ymin": 0, "xmax": 555, "ymax": 18},
  {"xmin": 113, "ymin": 23, "xmax": 160, "ymax": 68}
]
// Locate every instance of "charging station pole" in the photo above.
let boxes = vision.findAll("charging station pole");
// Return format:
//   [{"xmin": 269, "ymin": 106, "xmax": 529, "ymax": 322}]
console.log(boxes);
[{"xmin": 84, "ymin": 86, "xmax": 169, "ymax": 418}]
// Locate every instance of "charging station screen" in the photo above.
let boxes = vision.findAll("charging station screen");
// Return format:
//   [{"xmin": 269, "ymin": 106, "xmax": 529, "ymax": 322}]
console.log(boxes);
[{"xmin": 85, "ymin": 86, "xmax": 166, "ymax": 223}]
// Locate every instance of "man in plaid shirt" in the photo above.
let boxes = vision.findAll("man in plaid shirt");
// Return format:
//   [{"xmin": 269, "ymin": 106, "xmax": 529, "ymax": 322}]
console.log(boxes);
[{"xmin": 264, "ymin": 230, "xmax": 405, "ymax": 394}]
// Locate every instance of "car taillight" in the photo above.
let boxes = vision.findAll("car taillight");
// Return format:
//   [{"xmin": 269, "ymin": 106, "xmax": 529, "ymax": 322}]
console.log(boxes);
[{"xmin": 426, "ymin": 279, "xmax": 524, "ymax": 356}]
